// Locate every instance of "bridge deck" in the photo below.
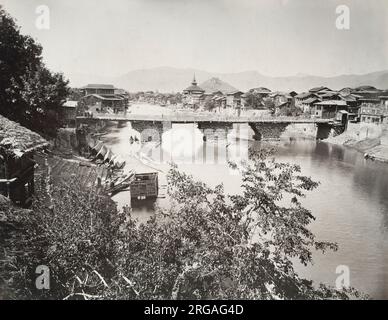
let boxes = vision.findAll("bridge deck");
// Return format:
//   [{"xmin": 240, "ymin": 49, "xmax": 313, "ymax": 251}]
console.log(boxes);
[{"xmin": 76, "ymin": 113, "xmax": 331, "ymax": 124}]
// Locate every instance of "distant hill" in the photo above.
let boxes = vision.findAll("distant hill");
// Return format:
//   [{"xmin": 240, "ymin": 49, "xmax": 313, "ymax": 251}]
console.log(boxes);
[
  {"xmin": 66, "ymin": 67, "xmax": 388, "ymax": 93},
  {"xmin": 199, "ymin": 77, "xmax": 237, "ymax": 94}
]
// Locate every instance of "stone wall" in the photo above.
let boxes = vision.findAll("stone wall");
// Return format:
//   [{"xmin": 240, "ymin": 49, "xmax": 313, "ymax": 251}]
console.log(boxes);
[
  {"xmin": 131, "ymin": 121, "xmax": 172, "ymax": 143},
  {"xmin": 197, "ymin": 122, "xmax": 233, "ymax": 142},
  {"xmin": 248, "ymin": 123, "xmax": 290, "ymax": 140}
]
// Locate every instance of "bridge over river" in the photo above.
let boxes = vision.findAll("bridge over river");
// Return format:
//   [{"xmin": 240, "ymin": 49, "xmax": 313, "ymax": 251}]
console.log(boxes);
[{"xmin": 76, "ymin": 112, "xmax": 343, "ymax": 141}]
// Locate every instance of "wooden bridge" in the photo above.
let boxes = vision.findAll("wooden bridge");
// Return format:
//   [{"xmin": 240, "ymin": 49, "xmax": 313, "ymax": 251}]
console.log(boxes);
[
  {"xmin": 76, "ymin": 113, "xmax": 331, "ymax": 124},
  {"xmin": 76, "ymin": 112, "xmax": 341, "ymax": 141}
]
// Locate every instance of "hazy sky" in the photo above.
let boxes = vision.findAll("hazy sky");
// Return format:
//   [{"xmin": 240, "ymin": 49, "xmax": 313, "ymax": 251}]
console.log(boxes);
[{"xmin": 2, "ymin": 0, "xmax": 388, "ymax": 78}]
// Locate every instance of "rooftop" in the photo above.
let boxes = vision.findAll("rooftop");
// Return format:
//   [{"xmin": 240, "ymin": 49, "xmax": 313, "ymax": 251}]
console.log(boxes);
[
  {"xmin": 309, "ymin": 86, "xmax": 331, "ymax": 93},
  {"xmin": 183, "ymin": 84, "xmax": 205, "ymax": 93},
  {"xmin": 354, "ymin": 85, "xmax": 378, "ymax": 91},
  {"xmin": 0, "ymin": 115, "xmax": 48, "ymax": 156},
  {"xmin": 314, "ymin": 100, "xmax": 347, "ymax": 106},
  {"xmin": 319, "ymin": 91, "xmax": 339, "ymax": 98},
  {"xmin": 340, "ymin": 94, "xmax": 360, "ymax": 102},
  {"xmin": 296, "ymin": 92, "xmax": 317, "ymax": 99},
  {"xmin": 303, "ymin": 97, "xmax": 321, "ymax": 104},
  {"xmin": 81, "ymin": 84, "xmax": 116, "ymax": 90},
  {"xmin": 63, "ymin": 101, "xmax": 78, "ymax": 108},
  {"xmin": 227, "ymin": 90, "xmax": 244, "ymax": 96},
  {"xmin": 84, "ymin": 94, "xmax": 124, "ymax": 101},
  {"xmin": 250, "ymin": 87, "xmax": 271, "ymax": 94}
]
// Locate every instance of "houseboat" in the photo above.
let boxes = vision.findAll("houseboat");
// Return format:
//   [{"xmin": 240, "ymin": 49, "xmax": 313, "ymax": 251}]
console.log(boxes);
[{"xmin": 127, "ymin": 156, "xmax": 159, "ymax": 200}]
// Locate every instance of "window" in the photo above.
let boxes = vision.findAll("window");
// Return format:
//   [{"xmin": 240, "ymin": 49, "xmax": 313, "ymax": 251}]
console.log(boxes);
[
  {"xmin": 0, "ymin": 159, "xmax": 5, "ymax": 179},
  {"xmin": 24, "ymin": 182, "xmax": 29, "ymax": 196}
]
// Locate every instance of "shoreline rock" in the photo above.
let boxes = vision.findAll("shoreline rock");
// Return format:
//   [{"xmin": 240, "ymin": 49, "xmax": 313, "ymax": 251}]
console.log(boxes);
[{"xmin": 324, "ymin": 123, "xmax": 388, "ymax": 163}]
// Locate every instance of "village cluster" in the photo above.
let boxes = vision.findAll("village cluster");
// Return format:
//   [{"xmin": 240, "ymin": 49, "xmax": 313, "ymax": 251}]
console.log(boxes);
[
  {"xmin": 2, "ymin": 75, "xmax": 388, "ymax": 209},
  {"xmin": 62, "ymin": 77, "xmax": 388, "ymax": 126}
]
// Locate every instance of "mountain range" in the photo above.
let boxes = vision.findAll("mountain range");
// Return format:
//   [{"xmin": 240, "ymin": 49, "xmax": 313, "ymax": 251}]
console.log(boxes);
[{"xmin": 67, "ymin": 67, "xmax": 388, "ymax": 93}]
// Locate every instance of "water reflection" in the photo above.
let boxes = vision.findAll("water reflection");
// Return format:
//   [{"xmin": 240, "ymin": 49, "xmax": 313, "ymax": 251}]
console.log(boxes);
[{"xmin": 102, "ymin": 122, "xmax": 388, "ymax": 299}]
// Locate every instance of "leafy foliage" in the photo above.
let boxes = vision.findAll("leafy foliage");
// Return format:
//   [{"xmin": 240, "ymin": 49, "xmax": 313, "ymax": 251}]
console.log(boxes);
[
  {"xmin": 277, "ymin": 99, "xmax": 303, "ymax": 117},
  {"xmin": 0, "ymin": 6, "xmax": 69, "ymax": 137},
  {"xmin": 0, "ymin": 174, "xmax": 119, "ymax": 299},
  {"xmin": 243, "ymin": 92, "xmax": 264, "ymax": 110},
  {"xmin": 0, "ymin": 150, "xmax": 364, "ymax": 300},
  {"xmin": 264, "ymin": 98, "xmax": 276, "ymax": 115},
  {"xmin": 204, "ymin": 98, "xmax": 217, "ymax": 111}
]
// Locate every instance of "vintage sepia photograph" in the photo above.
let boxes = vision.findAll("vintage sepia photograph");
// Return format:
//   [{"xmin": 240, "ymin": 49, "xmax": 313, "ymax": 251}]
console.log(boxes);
[{"xmin": 0, "ymin": 0, "xmax": 388, "ymax": 304}]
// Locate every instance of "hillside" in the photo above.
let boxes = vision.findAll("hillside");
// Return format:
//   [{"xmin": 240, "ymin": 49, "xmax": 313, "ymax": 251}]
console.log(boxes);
[
  {"xmin": 199, "ymin": 77, "xmax": 237, "ymax": 94},
  {"xmin": 66, "ymin": 67, "xmax": 388, "ymax": 93}
]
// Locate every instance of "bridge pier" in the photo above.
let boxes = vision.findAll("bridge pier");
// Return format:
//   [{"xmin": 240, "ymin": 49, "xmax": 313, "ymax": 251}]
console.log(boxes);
[
  {"xmin": 75, "ymin": 115, "xmax": 341, "ymax": 142},
  {"xmin": 316, "ymin": 123, "xmax": 346, "ymax": 140},
  {"xmin": 197, "ymin": 122, "xmax": 233, "ymax": 142},
  {"xmin": 248, "ymin": 122, "xmax": 289, "ymax": 141},
  {"xmin": 130, "ymin": 120, "xmax": 172, "ymax": 143}
]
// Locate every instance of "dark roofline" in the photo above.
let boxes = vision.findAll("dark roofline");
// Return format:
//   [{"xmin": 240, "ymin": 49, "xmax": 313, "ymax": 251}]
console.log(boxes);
[
  {"xmin": 183, "ymin": 84, "xmax": 205, "ymax": 92},
  {"xmin": 0, "ymin": 115, "xmax": 48, "ymax": 156},
  {"xmin": 81, "ymin": 84, "xmax": 116, "ymax": 90}
]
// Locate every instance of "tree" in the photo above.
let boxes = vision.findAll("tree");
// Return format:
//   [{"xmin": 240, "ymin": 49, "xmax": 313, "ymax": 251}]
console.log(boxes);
[
  {"xmin": 264, "ymin": 98, "xmax": 276, "ymax": 115},
  {"xmin": 0, "ymin": 150, "xmax": 364, "ymax": 299},
  {"xmin": 0, "ymin": 6, "xmax": 69, "ymax": 137},
  {"xmin": 19, "ymin": 65, "xmax": 70, "ymax": 136},
  {"xmin": 68, "ymin": 88, "xmax": 84, "ymax": 101},
  {"xmin": 277, "ymin": 98, "xmax": 303, "ymax": 117},
  {"xmin": 244, "ymin": 92, "xmax": 263, "ymax": 110},
  {"xmin": 204, "ymin": 98, "xmax": 216, "ymax": 111},
  {"xmin": 107, "ymin": 149, "xmax": 362, "ymax": 299},
  {"xmin": 0, "ymin": 173, "xmax": 121, "ymax": 299},
  {"xmin": 170, "ymin": 93, "xmax": 182, "ymax": 105}
]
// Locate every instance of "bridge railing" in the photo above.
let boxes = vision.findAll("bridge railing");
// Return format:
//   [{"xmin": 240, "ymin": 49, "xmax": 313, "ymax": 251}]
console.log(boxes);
[{"xmin": 77, "ymin": 110, "xmax": 327, "ymax": 123}]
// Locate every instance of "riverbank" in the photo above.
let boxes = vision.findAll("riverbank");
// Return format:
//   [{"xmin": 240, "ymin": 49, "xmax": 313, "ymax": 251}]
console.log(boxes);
[
  {"xmin": 87, "ymin": 120, "xmax": 388, "ymax": 298},
  {"xmin": 324, "ymin": 123, "xmax": 388, "ymax": 163}
]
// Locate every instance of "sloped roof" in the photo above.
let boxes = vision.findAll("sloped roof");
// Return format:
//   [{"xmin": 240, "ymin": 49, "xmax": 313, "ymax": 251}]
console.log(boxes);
[
  {"xmin": 314, "ymin": 100, "xmax": 347, "ymax": 106},
  {"xmin": 319, "ymin": 92, "xmax": 340, "ymax": 98},
  {"xmin": 183, "ymin": 84, "xmax": 205, "ymax": 93},
  {"xmin": 277, "ymin": 101, "xmax": 289, "ymax": 107},
  {"xmin": 296, "ymin": 92, "xmax": 317, "ymax": 99},
  {"xmin": 81, "ymin": 84, "xmax": 116, "ymax": 89},
  {"xmin": 339, "ymin": 87, "xmax": 352, "ymax": 92},
  {"xmin": 303, "ymin": 97, "xmax": 321, "ymax": 104},
  {"xmin": 63, "ymin": 101, "xmax": 78, "ymax": 108},
  {"xmin": 354, "ymin": 85, "xmax": 378, "ymax": 91},
  {"xmin": 250, "ymin": 87, "xmax": 271, "ymax": 94},
  {"xmin": 355, "ymin": 91, "xmax": 382, "ymax": 100},
  {"xmin": 270, "ymin": 91, "xmax": 293, "ymax": 99},
  {"xmin": 0, "ymin": 115, "xmax": 48, "ymax": 156},
  {"xmin": 227, "ymin": 90, "xmax": 243, "ymax": 96},
  {"xmin": 340, "ymin": 94, "xmax": 359, "ymax": 102},
  {"xmin": 309, "ymin": 86, "xmax": 331, "ymax": 93},
  {"xmin": 83, "ymin": 94, "xmax": 124, "ymax": 101}
]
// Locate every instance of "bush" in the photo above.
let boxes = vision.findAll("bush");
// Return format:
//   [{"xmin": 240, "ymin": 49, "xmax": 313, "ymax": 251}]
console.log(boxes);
[{"xmin": 0, "ymin": 150, "xmax": 364, "ymax": 299}]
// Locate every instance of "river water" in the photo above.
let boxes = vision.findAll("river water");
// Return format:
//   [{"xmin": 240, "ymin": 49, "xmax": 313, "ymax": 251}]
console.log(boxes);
[{"xmin": 101, "ymin": 106, "xmax": 388, "ymax": 299}]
